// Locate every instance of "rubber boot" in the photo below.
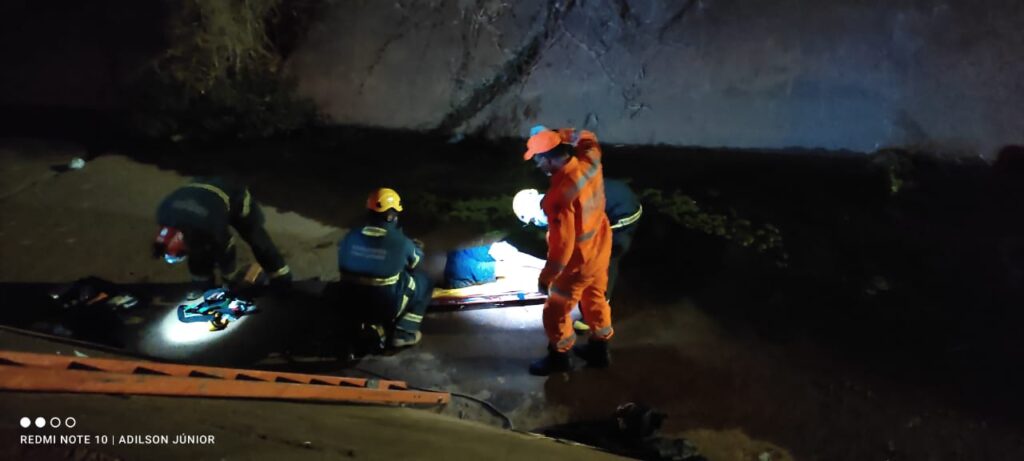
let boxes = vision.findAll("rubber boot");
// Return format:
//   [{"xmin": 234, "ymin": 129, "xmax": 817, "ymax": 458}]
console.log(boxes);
[
  {"xmin": 528, "ymin": 346, "xmax": 573, "ymax": 376},
  {"xmin": 356, "ymin": 323, "xmax": 387, "ymax": 355},
  {"xmin": 391, "ymin": 329, "xmax": 422, "ymax": 348},
  {"xmin": 572, "ymin": 339, "xmax": 611, "ymax": 368}
]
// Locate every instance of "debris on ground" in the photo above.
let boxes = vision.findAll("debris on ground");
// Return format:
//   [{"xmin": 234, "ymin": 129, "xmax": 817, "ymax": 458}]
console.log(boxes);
[{"xmin": 540, "ymin": 402, "xmax": 707, "ymax": 461}]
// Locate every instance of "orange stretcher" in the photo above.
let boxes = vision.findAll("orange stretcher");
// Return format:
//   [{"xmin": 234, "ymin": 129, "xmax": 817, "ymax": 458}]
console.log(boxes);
[{"xmin": 0, "ymin": 350, "xmax": 449, "ymax": 406}]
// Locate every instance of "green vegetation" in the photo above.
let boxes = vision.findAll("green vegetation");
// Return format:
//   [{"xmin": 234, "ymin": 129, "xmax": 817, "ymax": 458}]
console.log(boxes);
[
  {"xmin": 417, "ymin": 188, "xmax": 785, "ymax": 264},
  {"xmin": 870, "ymin": 150, "xmax": 911, "ymax": 195},
  {"xmin": 415, "ymin": 192, "xmax": 516, "ymax": 232},
  {"xmin": 133, "ymin": 0, "xmax": 320, "ymax": 141},
  {"xmin": 640, "ymin": 188, "xmax": 785, "ymax": 255}
]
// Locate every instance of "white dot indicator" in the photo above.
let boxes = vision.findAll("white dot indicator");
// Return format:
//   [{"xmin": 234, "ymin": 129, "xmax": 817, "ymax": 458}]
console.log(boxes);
[
  {"xmin": 49, "ymin": 417, "xmax": 61, "ymax": 428},
  {"xmin": 34, "ymin": 417, "xmax": 45, "ymax": 428},
  {"xmin": 65, "ymin": 417, "xmax": 77, "ymax": 428},
  {"xmin": 19, "ymin": 417, "xmax": 30, "ymax": 428}
]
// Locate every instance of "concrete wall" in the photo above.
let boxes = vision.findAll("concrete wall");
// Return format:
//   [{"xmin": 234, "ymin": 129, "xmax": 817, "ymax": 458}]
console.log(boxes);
[{"xmin": 289, "ymin": 0, "xmax": 1024, "ymax": 158}]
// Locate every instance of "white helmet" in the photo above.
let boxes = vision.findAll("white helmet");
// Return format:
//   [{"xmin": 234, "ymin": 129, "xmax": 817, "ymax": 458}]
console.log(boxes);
[{"xmin": 512, "ymin": 189, "xmax": 547, "ymax": 227}]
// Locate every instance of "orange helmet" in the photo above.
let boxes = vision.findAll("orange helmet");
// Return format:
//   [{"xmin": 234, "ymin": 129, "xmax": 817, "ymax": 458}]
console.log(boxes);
[{"xmin": 366, "ymin": 188, "xmax": 403, "ymax": 213}]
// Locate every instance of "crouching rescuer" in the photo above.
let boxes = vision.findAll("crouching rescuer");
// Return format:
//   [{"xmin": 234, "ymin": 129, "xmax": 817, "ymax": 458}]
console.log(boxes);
[
  {"xmin": 153, "ymin": 177, "xmax": 291, "ymax": 291},
  {"xmin": 523, "ymin": 127, "xmax": 615, "ymax": 375},
  {"xmin": 337, "ymin": 188, "xmax": 432, "ymax": 349}
]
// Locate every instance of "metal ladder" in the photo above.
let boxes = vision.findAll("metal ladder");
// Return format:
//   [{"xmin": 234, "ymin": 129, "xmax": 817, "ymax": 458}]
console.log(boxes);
[{"xmin": 0, "ymin": 350, "xmax": 449, "ymax": 406}]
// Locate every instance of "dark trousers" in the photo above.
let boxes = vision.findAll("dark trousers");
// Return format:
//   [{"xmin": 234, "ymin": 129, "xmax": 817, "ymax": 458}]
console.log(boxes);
[
  {"xmin": 607, "ymin": 222, "xmax": 638, "ymax": 300},
  {"xmin": 231, "ymin": 201, "xmax": 287, "ymax": 275},
  {"xmin": 187, "ymin": 202, "xmax": 287, "ymax": 284},
  {"xmin": 185, "ymin": 235, "xmax": 235, "ymax": 287},
  {"xmin": 394, "ymin": 269, "xmax": 433, "ymax": 333},
  {"xmin": 337, "ymin": 269, "xmax": 433, "ymax": 334}
]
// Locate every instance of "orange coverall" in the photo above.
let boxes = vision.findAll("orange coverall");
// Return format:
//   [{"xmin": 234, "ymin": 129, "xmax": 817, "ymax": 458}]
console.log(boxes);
[{"xmin": 539, "ymin": 129, "xmax": 614, "ymax": 352}]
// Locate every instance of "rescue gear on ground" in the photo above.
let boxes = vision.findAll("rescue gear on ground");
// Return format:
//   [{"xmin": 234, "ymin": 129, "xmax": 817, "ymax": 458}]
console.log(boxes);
[
  {"xmin": 157, "ymin": 177, "xmax": 290, "ymax": 286},
  {"xmin": 573, "ymin": 319, "xmax": 590, "ymax": 332},
  {"xmin": 529, "ymin": 345, "xmax": 573, "ymax": 376},
  {"xmin": 176, "ymin": 288, "xmax": 257, "ymax": 332},
  {"xmin": 337, "ymin": 215, "xmax": 432, "ymax": 345},
  {"xmin": 366, "ymin": 187, "xmax": 403, "ymax": 213},
  {"xmin": 573, "ymin": 339, "xmax": 611, "ymax": 368},
  {"xmin": 528, "ymin": 128, "xmax": 614, "ymax": 354}
]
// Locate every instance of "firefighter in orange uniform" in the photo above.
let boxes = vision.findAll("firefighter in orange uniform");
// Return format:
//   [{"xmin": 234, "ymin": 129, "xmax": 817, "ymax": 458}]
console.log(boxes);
[{"xmin": 522, "ymin": 127, "xmax": 614, "ymax": 375}]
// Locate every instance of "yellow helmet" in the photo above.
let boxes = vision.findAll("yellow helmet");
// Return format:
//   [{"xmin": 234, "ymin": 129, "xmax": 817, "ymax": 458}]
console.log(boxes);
[{"xmin": 366, "ymin": 188, "xmax": 403, "ymax": 213}]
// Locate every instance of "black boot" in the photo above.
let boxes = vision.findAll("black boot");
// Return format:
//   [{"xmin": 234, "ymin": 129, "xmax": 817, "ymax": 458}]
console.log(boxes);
[
  {"xmin": 528, "ymin": 346, "xmax": 573, "ymax": 376},
  {"xmin": 572, "ymin": 339, "xmax": 611, "ymax": 368}
]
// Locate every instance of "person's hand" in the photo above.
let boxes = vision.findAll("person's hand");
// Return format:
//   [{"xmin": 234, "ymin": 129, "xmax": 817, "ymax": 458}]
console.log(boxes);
[{"xmin": 557, "ymin": 128, "xmax": 579, "ymax": 146}]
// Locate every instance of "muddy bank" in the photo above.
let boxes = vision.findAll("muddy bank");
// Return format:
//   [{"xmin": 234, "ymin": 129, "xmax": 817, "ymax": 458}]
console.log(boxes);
[
  {"xmin": 3, "ymin": 131, "xmax": 1024, "ymax": 459},
  {"xmin": 125, "ymin": 129, "xmax": 1024, "ymax": 422}
]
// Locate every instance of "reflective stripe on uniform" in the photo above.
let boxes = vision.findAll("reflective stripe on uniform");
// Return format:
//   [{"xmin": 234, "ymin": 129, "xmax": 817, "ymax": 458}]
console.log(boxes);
[
  {"xmin": 556, "ymin": 334, "xmax": 577, "ymax": 350},
  {"xmin": 361, "ymin": 226, "xmax": 387, "ymax": 237},
  {"xmin": 400, "ymin": 294, "xmax": 410, "ymax": 311},
  {"xmin": 610, "ymin": 204, "xmax": 643, "ymax": 230},
  {"xmin": 241, "ymin": 188, "xmax": 252, "ymax": 218},
  {"xmin": 550, "ymin": 285, "xmax": 572, "ymax": 299},
  {"xmin": 564, "ymin": 159, "xmax": 601, "ymax": 203},
  {"xmin": 184, "ymin": 184, "xmax": 231, "ymax": 212},
  {"xmin": 407, "ymin": 276, "xmax": 416, "ymax": 292},
  {"xmin": 594, "ymin": 326, "xmax": 614, "ymax": 338},
  {"xmin": 339, "ymin": 272, "xmax": 400, "ymax": 286},
  {"xmin": 269, "ymin": 265, "xmax": 291, "ymax": 278},
  {"xmin": 410, "ymin": 251, "xmax": 420, "ymax": 269},
  {"xmin": 576, "ymin": 230, "xmax": 595, "ymax": 242},
  {"xmin": 402, "ymin": 312, "xmax": 423, "ymax": 324}
]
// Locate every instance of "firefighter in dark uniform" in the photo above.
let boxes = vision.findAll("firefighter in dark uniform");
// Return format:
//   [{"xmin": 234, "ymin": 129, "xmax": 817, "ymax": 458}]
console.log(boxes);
[
  {"xmin": 603, "ymin": 178, "xmax": 643, "ymax": 300},
  {"xmin": 337, "ymin": 188, "xmax": 433, "ymax": 348},
  {"xmin": 153, "ymin": 177, "xmax": 291, "ymax": 290},
  {"xmin": 565, "ymin": 178, "xmax": 642, "ymax": 332}
]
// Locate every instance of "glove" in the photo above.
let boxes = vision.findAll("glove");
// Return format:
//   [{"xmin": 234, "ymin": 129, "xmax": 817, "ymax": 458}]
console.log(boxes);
[{"xmin": 556, "ymin": 128, "xmax": 579, "ymax": 146}]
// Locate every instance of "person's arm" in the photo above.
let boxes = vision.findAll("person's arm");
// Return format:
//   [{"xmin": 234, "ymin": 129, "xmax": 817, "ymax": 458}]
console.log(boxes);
[
  {"xmin": 574, "ymin": 130, "xmax": 601, "ymax": 162},
  {"xmin": 239, "ymin": 187, "xmax": 253, "ymax": 218},
  {"xmin": 539, "ymin": 200, "xmax": 576, "ymax": 288},
  {"xmin": 406, "ymin": 238, "xmax": 424, "ymax": 270},
  {"xmin": 555, "ymin": 128, "xmax": 601, "ymax": 160}
]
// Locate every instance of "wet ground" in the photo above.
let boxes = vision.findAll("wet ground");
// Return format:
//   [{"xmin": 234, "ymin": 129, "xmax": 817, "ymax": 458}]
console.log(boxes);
[{"xmin": 2, "ymin": 132, "xmax": 1024, "ymax": 460}]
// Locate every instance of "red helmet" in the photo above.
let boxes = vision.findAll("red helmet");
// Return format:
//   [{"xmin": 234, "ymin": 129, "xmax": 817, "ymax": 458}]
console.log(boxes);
[{"xmin": 154, "ymin": 226, "xmax": 187, "ymax": 264}]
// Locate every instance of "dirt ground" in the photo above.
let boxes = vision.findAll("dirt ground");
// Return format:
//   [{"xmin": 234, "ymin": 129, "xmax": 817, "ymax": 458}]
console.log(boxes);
[{"xmin": 2, "ymin": 138, "xmax": 1023, "ymax": 460}]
